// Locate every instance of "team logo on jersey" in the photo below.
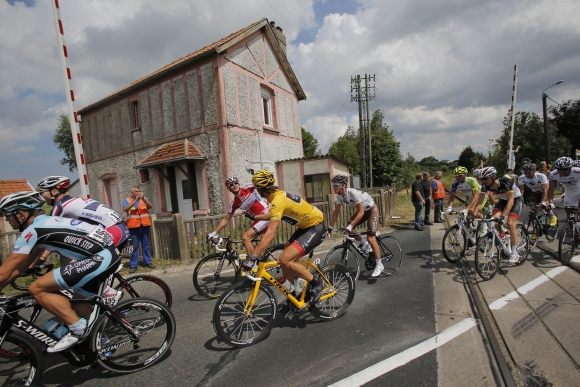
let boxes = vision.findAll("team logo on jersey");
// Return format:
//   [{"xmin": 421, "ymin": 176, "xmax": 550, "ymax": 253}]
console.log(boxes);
[
  {"xmin": 70, "ymin": 220, "xmax": 82, "ymax": 226},
  {"xmin": 54, "ymin": 217, "xmax": 64, "ymax": 223},
  {"xmin": 93, "ymin": 254, "xmax": 104, "ymax": 262},
  {"xmin": 24, "ymin": 232, "xmax": 33, "ymax": 243},
  {"xmin": 13, "ymin": 246, "xmax": 22, "ymax": 252}
]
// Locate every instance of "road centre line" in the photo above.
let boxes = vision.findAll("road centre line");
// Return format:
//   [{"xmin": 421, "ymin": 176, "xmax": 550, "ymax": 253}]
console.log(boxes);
[
  {"xmin": 488, "ymin": 266, "xmax": 568, "ymax": 310},
  {"xmin": 328, "ymin": 318, "xmax": 477, "ymax": 387}
]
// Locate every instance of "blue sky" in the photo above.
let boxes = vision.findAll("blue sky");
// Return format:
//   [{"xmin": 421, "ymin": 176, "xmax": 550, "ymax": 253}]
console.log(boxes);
[{"xmin": 1, "ymin": 0, "xmax": 579, "ymax": 187}]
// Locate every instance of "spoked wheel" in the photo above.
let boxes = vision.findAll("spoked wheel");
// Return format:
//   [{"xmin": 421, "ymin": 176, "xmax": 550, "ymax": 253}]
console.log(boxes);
[
  {"xmin": 263, "ymin": 244, "xmax": 285, "ymax": 281},
  {"xmin": 0, "ymin": 331, "xmax": 44, "ymax": 386},
  {"xmin": 213, "ymin": 280, "xmax": 277, "ymax": 347},
  {"xmin": 515, "ymin": 225, "xmax": 530, "ymax": 265},
  {"xmin": 93, "ymin": 297, "xmax": 176, "ymax": 373},
  {"xmin": 558, "ymin": 225, "xmax": 577, "ymax": 265},
  {"xmin": 545, "ymin": 217, "xmax": 559, "ymax": 242},
  {"xmin": 442, "ymin": 225, "xmax": 466, "ymax": 263},
  {"xmin": 526, "ymin": 218, "xmax": 539, "ymax": 250},
  {"xmin": 193, "ymin": 253, "xmax": 240, "ymax": 299},
  {"xmin": 474, "ymin": 234, "xmax": 501, "ymax": 281},
  {"xmin": 324, "ymin": 244, "xmax": 361, "ymax": 282},
  {"xmin": 115, "ymin": 274, "xmax": 173, "ymax": 308},
  {"xmin": 377, "ymin": 235, "xmax": 402, "ymax": 276},
  {"xmin": 309, "ymin": 264, "xmax": 355, "ymax": 320}
]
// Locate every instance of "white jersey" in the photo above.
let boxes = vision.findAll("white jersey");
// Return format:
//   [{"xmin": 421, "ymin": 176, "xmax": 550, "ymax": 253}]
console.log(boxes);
[
  {"xmin": 517, "ymin": 172, "xmax": 548, "ymax": 193},
  {"xmin": 335, "ymin": 188, "xmax": 375, "ymax": 211},
  {"xmin": 50, "ymin": 196, "xmax": 123, "ymax": 228},
  {"xmin": 549, "ymin": 167, "xmax": 580, "ymax": 192}
]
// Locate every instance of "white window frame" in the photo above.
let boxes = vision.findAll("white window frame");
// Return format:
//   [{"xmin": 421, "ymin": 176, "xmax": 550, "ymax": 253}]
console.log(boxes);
[{"xmin": 261, "ymin": 87, "xmax": 273, "ymax": 127}]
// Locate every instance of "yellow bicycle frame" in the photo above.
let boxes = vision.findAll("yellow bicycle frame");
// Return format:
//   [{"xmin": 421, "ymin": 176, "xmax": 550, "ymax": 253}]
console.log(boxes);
[{"xmin": 243, "ymin": 259, "xmax": 337, "ymax": 315}]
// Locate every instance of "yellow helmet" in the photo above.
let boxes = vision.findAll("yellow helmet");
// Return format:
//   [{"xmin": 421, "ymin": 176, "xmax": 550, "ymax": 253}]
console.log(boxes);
[{"xmin": 252, "ymin": 170, "xmax": 276, "ymax": 188}]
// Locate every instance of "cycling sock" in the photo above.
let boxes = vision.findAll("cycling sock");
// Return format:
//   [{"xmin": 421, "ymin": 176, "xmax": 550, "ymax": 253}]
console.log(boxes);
[
  {"xmin": 511, "ymin": 246, "xmax": 518, "ymax": 254},
  {"xmin": 68, "ymin": 318, "xmax": 87, "ymax": 336},
  {"xmin": 375, "ymin": 258, "xmax": 382, "ymax": 266}
]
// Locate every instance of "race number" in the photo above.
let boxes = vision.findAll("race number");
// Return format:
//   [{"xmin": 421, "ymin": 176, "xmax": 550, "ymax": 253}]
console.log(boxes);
[{"xmin": 87, "ymin": 227, "xmax": 113, "ymax": 246}]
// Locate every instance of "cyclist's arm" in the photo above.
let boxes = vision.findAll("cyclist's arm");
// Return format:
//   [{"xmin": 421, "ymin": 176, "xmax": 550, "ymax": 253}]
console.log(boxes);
[
  {"xmin": 466, "ymin": 188, "xmax": 480, "ymax": 211},
  {"xmin": 347, "ymin": 203, "xmax": 366, "ymax": 229},
  {"xmin": 547, "ymin": 181, "xmax": 557, "ymax": 202},
  {"xmin": 329, "ymin": 203, "xmax": 341, "ymax": 229},
  {"xmin": 541, "ymin": 183, "xmax": 549, "ymax": 203},
  {"xmin": 473, "ymin": 192, "xmax": 486, "ymax": 208},
  {"xmin": 252, "ymin": 220, "xmax": 280, "ymax": 258},
  {"xmin": 0, "ymin": 249, "xmax": 40, "ymax": 288},
  {"xmin": 213, "ymin": 213, "xmax": 233, "ymax": 234},
  {"xmin": 502, "ymin": 191, "xmax": 515, "ymax": 217},
  {"xmin": 487, "ymin": 191, "xmax": 496, "ymax": 205},
  {"xmin": 253, "ymin": 212, "xmax": 270, "ymax": 221}
]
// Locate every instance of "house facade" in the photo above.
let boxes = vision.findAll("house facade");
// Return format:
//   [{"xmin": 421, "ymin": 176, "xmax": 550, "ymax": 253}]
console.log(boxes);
[{"xmin": 78, "ymin": 18, "xmax": 305, "ymax": 219}]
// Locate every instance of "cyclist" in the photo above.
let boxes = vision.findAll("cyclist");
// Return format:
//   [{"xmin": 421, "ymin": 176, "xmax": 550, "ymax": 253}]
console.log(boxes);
[
  {"xmin": 240, "ymin": 170, "xmax": 326, "ymax": 311},
  {"xmin": 445, "ymin": 166, "xmax": 488, "ymax": 219},
  {"xmin": 517, "ymin": 163, "xmax": 557, "ymax": 226},
  {"xmin": 475, "ymin": 167, "xmax": 524, "ymax": 263},
  {"xmin": 206, "ymin": 176, "xmax": 270, "ymax": 255},
  {"xmin": 327, "ymin": 175, "xmax": 383, "ymax": 277},
  {"xmin": 0, "ymin": 191, "xmax": 121, "ymax": 352},
  {"xmin": 548, "ymin": 157, "xmax": 580, "ymax": 216}
]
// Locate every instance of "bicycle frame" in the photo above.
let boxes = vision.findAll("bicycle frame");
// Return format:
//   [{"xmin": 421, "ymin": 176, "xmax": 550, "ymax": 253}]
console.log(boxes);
[{"xmin": 481, "ymin": 219, "xmax": 512, "ymax": 256}]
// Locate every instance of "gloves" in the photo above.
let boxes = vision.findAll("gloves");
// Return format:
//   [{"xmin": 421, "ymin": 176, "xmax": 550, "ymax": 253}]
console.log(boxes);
[
  {"xmin": 245, "ymin": 212, "xmax": 255, "ymax": 220},
  {"xmin": 445, "ymin": 206, "xmax": 453, "ymax": 215},
  {"xmin": 206, "ymin": 231, "xmax": 217, "ymax": 240},
  {"xmin": 344, "ymin": 225, "xmax": 353, "ymax": 233},
  {"xmin": 241, "ymin": 254, "xmax": 257, "ymax": 271}
]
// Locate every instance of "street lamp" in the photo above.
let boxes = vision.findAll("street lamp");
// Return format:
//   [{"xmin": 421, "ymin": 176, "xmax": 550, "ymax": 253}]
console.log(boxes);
[{"xmin": 542, "ymin": 80, "xmax": 563, "ymax": 165}]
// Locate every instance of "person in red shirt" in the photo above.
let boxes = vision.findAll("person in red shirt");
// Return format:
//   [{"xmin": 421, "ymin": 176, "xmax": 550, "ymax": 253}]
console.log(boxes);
[{"xmin": 207, "ymin": 176, "xmax": 270, "ymax": 255}]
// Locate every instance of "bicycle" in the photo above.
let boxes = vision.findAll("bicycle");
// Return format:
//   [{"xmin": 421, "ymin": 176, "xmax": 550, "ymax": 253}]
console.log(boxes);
[
  {"xmin": 212, "ymin": 252, "xmax": 355, "ymax": 347},
  {"xmin": 10, "ymin": 263, "xmax": 55, "ymax": 291},
  {"xmin": 442, "ymin": 210, "xmax": 488, "ymax": 264},
  {"xmin": 474, "ymin": 217, "xmax": 530, "ymax": 281},
  {"xmin": 524, "ymin": 203, "xmax": 558, "ymax": 249},
  {"xmin": 0, "ymin": 277, "xmax": 176, "ymax": 385},
  {"xmin": 193, "ymin": 236, "xmax": 285, "ymax": 299},
  {"xmin": 323, "ymin": 230, "xmax": 402, "ymax": 281},
  {"xmin": 556, "ymin": 206, "xmax": 580, "ymax": 265}
]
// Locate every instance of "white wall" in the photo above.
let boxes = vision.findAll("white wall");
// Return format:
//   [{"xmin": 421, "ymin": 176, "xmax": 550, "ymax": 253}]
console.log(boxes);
[
  {"xmin": 303, "ymin": 159, "xmax": 329, "ymax": 175},
  {"xmin": 281, "ymin": 163, "xmax": 302, "ymax": 196}
]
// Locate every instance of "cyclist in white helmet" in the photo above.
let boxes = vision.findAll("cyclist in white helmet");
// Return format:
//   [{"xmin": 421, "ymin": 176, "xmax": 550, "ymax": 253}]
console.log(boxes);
[{"xmin": 548, "ymin": 157, "xmax": 580, "ymax": 217}]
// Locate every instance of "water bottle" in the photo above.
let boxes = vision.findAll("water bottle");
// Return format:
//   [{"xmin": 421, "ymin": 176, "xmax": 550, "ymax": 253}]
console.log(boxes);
[
  {"xmin": 45, "ymin": 318, "xmax": 68, "ymax": 339},
  {"xmin": 279, "ymin": 277, "xmax": 295, "ymax": 293},
  {"xmin": 294, "ymin": 277, "xmax": 305, "ymax": 295}
]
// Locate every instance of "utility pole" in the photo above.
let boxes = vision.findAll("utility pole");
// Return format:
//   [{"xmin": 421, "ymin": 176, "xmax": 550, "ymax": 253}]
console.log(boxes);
[{"xmin": 351, "ymin": 74, "xmax": 376, "ymax": 188}]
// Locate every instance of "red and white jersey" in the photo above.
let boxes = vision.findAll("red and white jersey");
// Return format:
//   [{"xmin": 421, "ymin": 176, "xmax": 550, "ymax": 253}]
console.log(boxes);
[
  {"xmin": 228, "ymin": 185, "xmax": 269, "ymax": 216},
  {"xmin": 50, "ymin": 196, "xmax": 123, "ymax": 228}
]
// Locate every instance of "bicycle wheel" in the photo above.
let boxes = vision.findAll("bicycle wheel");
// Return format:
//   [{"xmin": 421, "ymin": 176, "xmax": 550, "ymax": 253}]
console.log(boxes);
[
  {"xmin": 515, "ymin": 225, "xmax": 530, "ymax": 265},
  {"xmin": 0, "ymin": 331, "xmax": 44, "ymax": 386},
  {"xmin": 558, "ymin": 225, "xmax": 577, "ymax": 265},
  {"xmin": 442, "ymin": 225, "xmax": 466, "ymax": 263},
  {"xmin": 93, "ymin": 297, "xmax": 176, "ymax": 373},
  {"xmin": 10, "ymin": 273, "xmax": 36, "ymax": 292},
  {"xmin": 193, "ymin": 253, "xmax": 240, "ymax": 299},
  {"xmin": 475, "ymin": 234, "xmax": 501, "ymax": 281},
  {"xmin": 263, "ymin": 243, "xmax": 285, "ymax": 281},
  {"xmin": 526, "ymin": 217, "xmax": 539, "ymax": 250},
  {"xmin": 324, "ymin": 244, "xmax": 361, "ymax": 282},
  {"xmin": 309, "ymin": 264, "xmax": 355, "ymax": 320},
  {"xmin": 377, "ymin": 235, "xmax": 402, "ymax": 276},
  {"xmin": 545, "ymin": 216, "xmax": 559, "ymax": 242},
  {"xmin": 115, "ymin": 274, "xmax": 173, "ymax": 308},
  {"xmin": 213, "ymin": 280, "xmax": 277, "ymax": 347}
]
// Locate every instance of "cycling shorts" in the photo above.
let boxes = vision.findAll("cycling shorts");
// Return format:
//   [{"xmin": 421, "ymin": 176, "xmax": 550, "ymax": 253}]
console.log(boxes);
[
  {"xmin": 563, "ymin": 190, "xmax": 580, "ymax": 208},
  {"xmin": 349, "ymin": 204, "xmax": 379, "ymax": 236},
  {"xmin": 106, "ymin": 222, "xmax": 130, "ymax": 247},
  {"xmin": 287, "ymin": 222, "xmax": 326, "ymax": 256},
  {"xmin": 492, "ymin": 196, "xmax": 524, "ymax": 219},
  {"xmin": 250, "ymin": 220, "xmax": 269, "ymax": 235},
  {"xmin": 528, "ymin": 192, "xmax": 543, "ymax": 205},
  {"xmin": 53, "ymin": 246, "xmax": 121, "ymax": 297}
]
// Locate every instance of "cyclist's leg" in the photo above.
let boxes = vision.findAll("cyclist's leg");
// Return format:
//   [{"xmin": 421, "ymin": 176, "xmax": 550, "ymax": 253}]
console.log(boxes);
[
  {"xmin": 507, "ymin": 196, "xmax": 524, "ymax": 249},
  {"xmin": 29, "ymin": 273, "xmax": 79, "ymax": 325},
  {"xmin": 363, "ymin": 206, "xmax": 381, "ymax": 259},
  {"xmin": 244, "ymin": 220, "xmax": 268, "ymax": 255}
]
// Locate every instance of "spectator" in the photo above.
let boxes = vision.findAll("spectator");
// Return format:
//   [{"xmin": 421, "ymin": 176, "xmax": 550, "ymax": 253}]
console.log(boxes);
[
  {"xmin": 431, "ymin": 171, "xmax": 445, "ymax": 223},
  {"xmin": 411, "ymin": 173, "xmax": 425, "ymax": 231},
  {"xmin": 122, "ymin": 186, "xmax": 155, "ymax": 273},
  {"xmin": 421, "ymin": 171, "xmax": 433, "ymax": 225}
]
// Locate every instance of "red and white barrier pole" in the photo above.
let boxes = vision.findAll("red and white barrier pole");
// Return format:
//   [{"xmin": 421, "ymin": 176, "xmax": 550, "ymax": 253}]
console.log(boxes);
[
  {"xmin": 51, "ymin": 0, "xmax": 90, "ymax": 198},
  {"xmin": 507, "ymin": 64, "xmax": 518, "ymax": 171}
]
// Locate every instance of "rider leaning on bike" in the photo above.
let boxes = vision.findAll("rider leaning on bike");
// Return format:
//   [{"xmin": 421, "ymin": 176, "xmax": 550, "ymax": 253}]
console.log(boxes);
[
  {"xmin": 446, "ymin": 166, "xmax": 491, "ymax": 219},
  {"xmin": 240, "ymin": 170, "xmax": 326, "ymax": 309},
  {"xmin": 475, "ymin": 167, "xmax": 524, "ymax": 264},
  {"xmin": 206, "ymin": 176, "xmax": 270, "ymax": 255},
  {"xmin": 517, "ymin": 163, "xmax": 557, "ymax": 226},
  {"xmin": 0, "ymin": 191, "xmax": 121, "ymax": 353},
  {"xmin": 327, "ymin": 174, "xmax": 384, "ymax": 277},
  {"xmin": 548, "ymin": 157, "xmax": 580, "ymax": 218}
]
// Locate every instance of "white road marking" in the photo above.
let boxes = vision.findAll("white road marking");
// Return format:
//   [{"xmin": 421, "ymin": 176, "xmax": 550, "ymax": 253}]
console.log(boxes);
[
  {"xmin": 572, "ymin": 255, "xmax": 580, "ymax": 263},
  {"xmin": 328, "ymin": 318, "xmax": 477, "ymax": 387},
  {"xmin": 489, "ymin": 266, "xmax": 568, "ymax": 310}
]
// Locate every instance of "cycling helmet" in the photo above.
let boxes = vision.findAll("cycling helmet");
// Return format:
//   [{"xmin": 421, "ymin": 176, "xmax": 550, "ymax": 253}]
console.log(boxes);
[
  {"xmin": 572, "ymin": 159, "xmax": 580, "ymax": 168},
  {"xmin": 522, "ymin": 163, "xmax": 537, "ymax": 172},
  {"xmin": 331, "ymin": 174, "xmax": 348, "ymax": 185},
  {"xmin": 522, "ymin": 158, "xmax": 532, "ymax": 165},
  {"xmin": 225, "ymin": 176, "xmax": 239, "ymax": 187},
  {"xmin": 480, "ymin": 167, "xmax": 497, "ymax": 179},
  {"xmin": 252, "ymin": 170, "xmax": 276, "ymax": 188},
  {"xmin": 555, "ymin": 157, "xmax": 574, "ymax": 170},
  {"xmin": 472, "ymin": 169, "xmax": 482, "ymax": 179},
  {"xmin": 454, "ymin": 166, "xmax": 468, "ymax": 175},
  {"xmin": 37, "ymin": 176, "xmax": 71, "ymax": 190}
]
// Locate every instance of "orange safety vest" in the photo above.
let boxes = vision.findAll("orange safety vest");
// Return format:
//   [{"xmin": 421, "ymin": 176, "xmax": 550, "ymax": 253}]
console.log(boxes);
[
  {"xmin": 125, "ymin": 197, "xmax": 152, "ymax": 228},
  {"xmin": 432, "ymin": 180, "xmax": 446, "ymax": 199}
]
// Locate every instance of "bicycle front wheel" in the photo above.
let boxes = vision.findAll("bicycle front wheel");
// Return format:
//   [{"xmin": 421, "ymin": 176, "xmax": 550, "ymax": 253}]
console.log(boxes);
[
  {"xmin": 309, "ymin": 264, "xmax": 355, "ymax": 320},
  {"xmin": 515, "ymin": 225, "xmax": 530, "ymax": 265},
  {"xmin": 115, "ymin": 274, "xmax": 173, "ymax": 308},
  {"xmin": 213, "ymin": 280, "xmax": 277, "ymax": 347},
  {"xmin": 193, "ymin": 253, "xmax": 240, "ymax": 299},
  {"xmin": 93, "ymin": 297, "xmax": 176, "ymax": 373},
  {"xmin": 526, "ymin": 217, "xmax": 539, "ymax": 250},
  {"xmin": 558, "ymin": 225, "xmax": 577, "ymax": 265},
  {"xmin": 324, "ymin": 244, "xmax": 361, "ymax": 282},
  {"xmin": 442, "ymin": 224, "xmax": 466, "ymax": 263},
  {"xmin": 377, "ymin": 235, "xmax": 402, "ymax": 276},
  {"xmin": 0, "ymin": 331, "xmax": 44, "ymax": 386},
  {"xmin": 475, "ymin": 234, "xmax": 500, "ymax": 281}
]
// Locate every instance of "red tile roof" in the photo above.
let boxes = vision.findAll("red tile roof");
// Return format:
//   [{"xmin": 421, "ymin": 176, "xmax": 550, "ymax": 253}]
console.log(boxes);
[
  {"xmin": 0, "ymin": 180, "xmax": 34, "ymax": 200},
  {"xmin": 137, "ymin": 139, "xmax": 204, "ymax": 168}
]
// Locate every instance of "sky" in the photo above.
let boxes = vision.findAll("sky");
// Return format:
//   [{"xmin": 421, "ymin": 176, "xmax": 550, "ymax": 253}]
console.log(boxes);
[{"xmin": 1, "ymin": 0, "xmax": 579, "ymax": 186}]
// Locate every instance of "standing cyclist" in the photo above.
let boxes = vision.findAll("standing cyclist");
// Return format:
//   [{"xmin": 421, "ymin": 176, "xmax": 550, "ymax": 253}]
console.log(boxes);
[
  {"xmin": 517, "ymin": 163, "xmax": 557, "ymax": 226},
  {"xmin": 548, "ymin": 157, "xmax": 580, "ymax": 217},
  {"xmin": 327, "ymin": 174, "xmax": 384, "ymax": 277}
]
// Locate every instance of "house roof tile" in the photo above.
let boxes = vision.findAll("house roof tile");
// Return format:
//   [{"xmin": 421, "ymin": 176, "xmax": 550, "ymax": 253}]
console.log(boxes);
[
  {"xmin": 0, "ymin": 180, "xmax": 34, "ymax": 200},
  {"xmin": 136, "ymin": 139, "xmax": 205, "ymax": 168}
]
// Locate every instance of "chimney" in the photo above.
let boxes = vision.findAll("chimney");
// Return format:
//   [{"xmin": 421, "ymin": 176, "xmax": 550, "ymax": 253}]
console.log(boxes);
[{"xmin": 269, "ymin": 21, "xmax": 287, "ymax": 56}]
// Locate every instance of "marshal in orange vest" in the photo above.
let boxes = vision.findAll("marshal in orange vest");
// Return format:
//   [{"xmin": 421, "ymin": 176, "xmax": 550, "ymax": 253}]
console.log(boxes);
[
  {"xmin": 432, "ymin": 180, "xmax": 446, "ymax": 199},
  {"xmin": 124, "ymin": 197, "xmax": 152, "ymax": 228}
]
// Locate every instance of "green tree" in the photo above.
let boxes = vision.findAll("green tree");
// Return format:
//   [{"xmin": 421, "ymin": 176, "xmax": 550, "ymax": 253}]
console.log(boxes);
[
  {"xmin": 328, "ymin": 126, "xmax": 360, "ymax": 176},
  {"xmin": 457, "ymin": 146, "xmax": 485, "ymax": 172},
  {"xmin": 369, "ymin": 110, "xmax": 403, "ymax": 187},
  {"xmin": 52, "ymin": 114, "xmax": 78, "ymax": 172},
  {"xmin": 301, "ymin": 127, "xmax": 321, "ymax": 158},
  {"xmin": 549, "ymin": 99, "xmax": 580, "ymax": 159},
  {"xmin": 418, "ymin": 156, "xmax": 439, "ymax": 167}
]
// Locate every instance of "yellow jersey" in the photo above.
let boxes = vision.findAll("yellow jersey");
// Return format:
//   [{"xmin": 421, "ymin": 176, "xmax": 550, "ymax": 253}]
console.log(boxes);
[{"xmin": 267, "ymin": 190, "xmax": 324, "ymax": 229}]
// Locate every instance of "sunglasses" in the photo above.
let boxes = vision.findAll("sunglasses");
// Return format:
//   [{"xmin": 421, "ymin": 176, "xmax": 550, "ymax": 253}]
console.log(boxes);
[
  {"xmin": 557, "ymin": 168, "xmax": 570, "ymax": 172},
  {"xmin": 332, "ymin": 184, "xmax": 341, "ymax": 187}
]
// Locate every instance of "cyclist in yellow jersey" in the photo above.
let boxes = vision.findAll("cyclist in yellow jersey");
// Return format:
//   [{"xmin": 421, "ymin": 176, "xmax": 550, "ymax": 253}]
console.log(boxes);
[{"xmin": 241, "ymin": 170, "xmax": 326, "ymax": 309}]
